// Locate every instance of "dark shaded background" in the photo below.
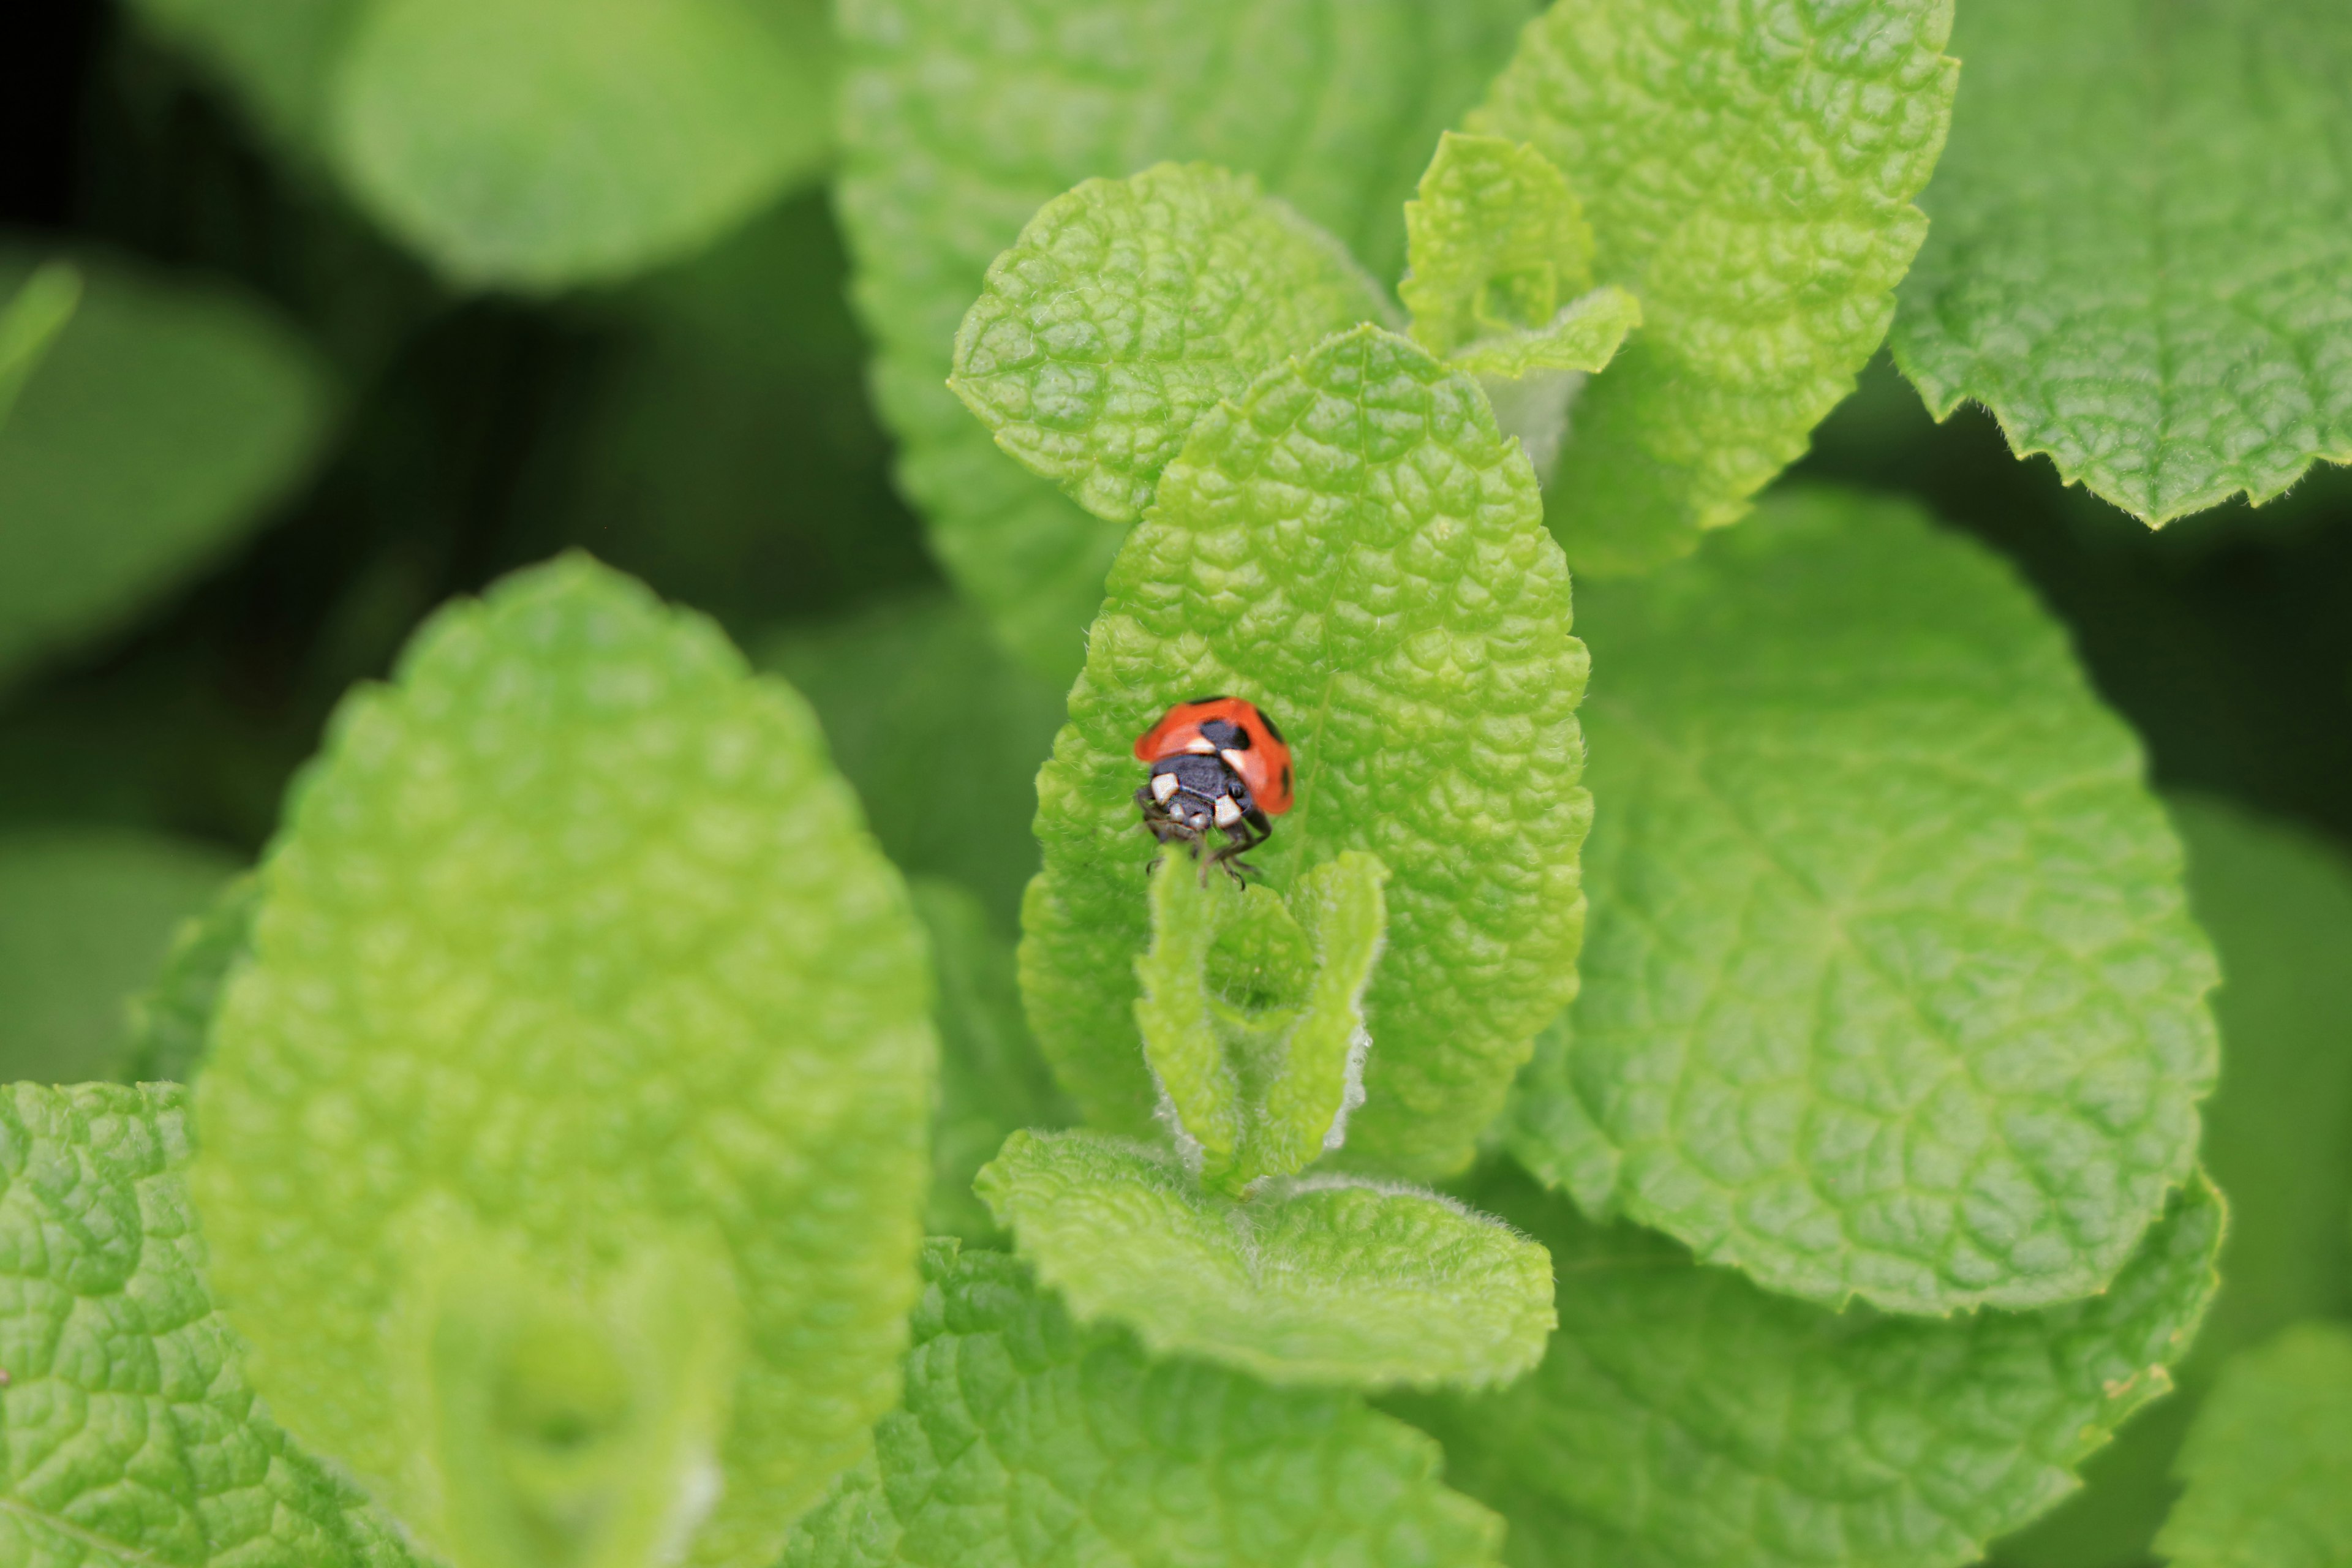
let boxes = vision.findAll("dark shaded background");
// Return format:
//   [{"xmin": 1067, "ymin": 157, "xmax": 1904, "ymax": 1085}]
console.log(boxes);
[{"xmin": 7, "ymin": 0, "xmax": 2351, "ymax": 868}]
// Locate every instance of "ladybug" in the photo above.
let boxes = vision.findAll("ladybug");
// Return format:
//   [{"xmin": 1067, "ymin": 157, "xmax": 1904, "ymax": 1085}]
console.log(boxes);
[{"xmin": 1133, "ymin": 696, "xmax": 1294, "ymax": 873}]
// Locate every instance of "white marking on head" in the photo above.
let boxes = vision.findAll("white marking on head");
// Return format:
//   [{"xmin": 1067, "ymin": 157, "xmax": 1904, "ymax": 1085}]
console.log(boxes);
[
  {"xmin": 1213, "ymin": 796, "xmax": 1242, "ymax": 827},
  {"xmin": 1151, "ymin": 771, "xmax": 1181, "ymax": 802},
  {"xmin": 1185, "ymin": 735, "xmax": 1216, "ymax": 753},
  {"xmin": 1219, "ymin": 748, "xmax": 1249, "ymax": 772}
]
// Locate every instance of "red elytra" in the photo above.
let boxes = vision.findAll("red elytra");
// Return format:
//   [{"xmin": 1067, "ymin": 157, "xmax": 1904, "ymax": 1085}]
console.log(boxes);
[{"xmin": 1132, "ymin": 696, "xmax": 1295, "ymax": 816}]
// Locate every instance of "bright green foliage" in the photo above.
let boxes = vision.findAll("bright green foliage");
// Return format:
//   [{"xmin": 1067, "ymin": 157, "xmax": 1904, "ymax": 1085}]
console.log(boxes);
[
  {"xmin": 1401, "ymin": 132, "xmax": 1594, "ymax": 358},
  {"xmin": 1449, "ymin": 286, "xmax": 1641, "ymax": 382},
  {"xmin": 912, "ymin": 880, "xmax": 1071, "ymax": 1241},
  {"xmin": 837, "ymin": 0, "xmax": 1539, "ymax": 676},
  {"xmin": 0, "ymin": 829, "xmax": 238, "ymax": 1084},
  {"xmin": 783, "ymin": 1240, "xmax": 1507, "ymax": 1568},
  {"xmin": 1399, "ymin": 1166, "xmax": 2223, "ymax": 1568},
  {"xmin": 0, "ymin": 250, "xmax": 333, "ymax": 691},
  {"xmin": 190, "ymin": 557, "xmax": 936, "ymax": 1568},
  {"xmin": 0, "ymin": 263, "xmax": 81, "ymax": 430},
  {"xmin": 763, "ymin": 590, "xmax": 1066, "ymax": 931},
  {"xmin": 1471, "ymin": 0, "xmax": 1958, "ymax": 575},
  {"xmin": 330, "ymin": 0, "xmax": 833, "ymax": 290},
  {"xmin": 1994, "ymin": 796, "xmax": 2352, "ymax": 1568},
  {"xmin": 2155, "ymin": 1323, "xmax": 2352, "ymax": 1568},
  {"xmin": 951, "ymin": 163, "xmax": 1392, "ymax": 525},
  {"xmin": 1025, "ymin": 325, "xmax": 1591, "ymax": 1178},
  {"xmin": 1134, "ymin": 850, "xmax": 1388, "ymax": 1193},
  {"xmin": 0, "ymin": 1081, "xmax": 420, "ymax": 1568},
  {"xmin": 976, "ymin": 1130, "xmax": 1555, "ymax": 1390},
  {"xmin": 1508, "ymin": 488, "xmax": 2219, "ymax": 1314},
  {"xmin": 119, "ymin": 873, "xmax": 258, "ymax": 1085},
  {"xmin": 1894, "ymin": 0, "xmax": 2352, "ymax": 524}
]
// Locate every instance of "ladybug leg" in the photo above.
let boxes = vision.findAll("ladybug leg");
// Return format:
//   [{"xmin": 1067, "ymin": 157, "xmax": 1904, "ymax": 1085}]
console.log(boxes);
[{"xmin": 1209, "ymin": 815, "xmax": 1268, "ymax": 883}]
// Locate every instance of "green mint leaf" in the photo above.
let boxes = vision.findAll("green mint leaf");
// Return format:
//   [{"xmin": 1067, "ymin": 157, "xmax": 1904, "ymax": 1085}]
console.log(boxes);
[
  {"xmin": 837, "ymin": 0, "xmax": 1539, "ymax": 677},
  {"xmin": 2154, "ymin": 1323, "xmax": 2352, "ymax": 1568},
  {"xmin": 911, "ymin": 880, "xmax": 1072, "ymax": 1242},
  {"xmin": 976, "ymin": 1129, "xmax": 1555, "ymax": 1390},
  {"xmin": 1448, "ymin": 285, "xmax": 1641, "ymax": 382},
  {"xmin": 1892, "ymin": 0, "xmax": 2352, "ymax": 524},
  {"xmin": 1470, "ymin": 0, "xmax": 1958, "ymax": 575},
  {"xmin": 1398, "ymin": 1166, "xmax": 2223, "ymax": 1568},
  {"xmin": 1401, "ymin": 132, "xmax": 1596, "ymax": 357},
  {"xmin": 118, "ymin": 873, "xmax": 258, "ymax": 1085},
  {"xmin": 190, "ymin": 556, "xmax": 936, "ymax": 1568},
  {"xmin": 0, "ymin": 262, "xmax": 80, "ymax": 431},
  {"xmin": 0, "ymin": 250, "xmax": 334, "ymax": 693},
  {"xmin": 1134, "ymin": 850, "xmax": 1389, "ymax": 1192},
  {"xmin": 1508, "ymin": 486, "xmax": 2219, "ymax": 1314},
  {"xmin": 763, "ymin": 590, "xmax": 1068, "ymax": 932},
  {"xmin": 0, "ymin": 1082, "xmax": 421, "ymax": 1568},
  {"xmin": 1994, "ymin": 796, "xmax": 2352, "ymax": 1568},
  {"xmin": 329, "ymin": 0, "xmax": 833, "ymax": 290},
  {"xmin": 783, "ymin": 1240, "xmax": 1507, "ymax": 1567},
  {"xmin": 951, "ymin": 162, "xmax": 1393, "ymax": 526},
  {"xmin": 1025, "ymin": 325, "xmax": 1591, "ymax": 1179},
  {"xmin": 0, "ymin": 829, "xmax": 238, "ymax": 1085}
]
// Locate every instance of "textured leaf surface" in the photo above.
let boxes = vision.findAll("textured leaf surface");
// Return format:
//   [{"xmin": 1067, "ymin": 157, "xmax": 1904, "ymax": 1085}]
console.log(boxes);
[
  {"xmin": 1507, "ymin": 487, "xmax": 2219, "ymax": 1313},
  {"xmin": 951, "ymin": 163, "xmax": 1392, "ymax": 525},
  {"xmin": 783, "ymin": 1240, "xmax": 1506, "ymax": 1568},
  {"xmin": 1450, "ymin": 286, "xmax": 1640, "ymax": 382},
  {"xmin": 1893, "ymin": 0, "xmax": 2352, "ymax": 523},
  {"xmin": 0, "ymin": 830, "xmax": 238, "ymax": 1085},
  {"xmin": 837, "ymin": 0, "xmax": 1538, "ymax": 676},
  {"xmin": 912, "ymin": 881, "xmax": 1071, "ymax": 1242},
  {"xmin": 1023, "ymin": 326, "xmax": 1591, "ymax": 1178},
  {"xmin": 330, "ymin": 0, "xmax": 833, "ymax": 289},
  {"xmin": 0, "ymin": 250, "xmax": 333, "ymax": 691},
  {"xmin": 1135, "ymin": 851, "xmax": 1388, "ymax": 1192},
  {"xmin": 1994, "ymin": 796, "xmax": 2352, "ymax": 1568},
  {"xmin": 976, "ymin": 1129, "xmax": 1553, "ymax": 1390},
  {"xmin": 191, "ymin": 557, "xmax": 935, "ymax": 1568},
  {"xmin": 0, "ymin": 263, "xmax": 80, "ymax": 431},
  {"xmin": 0, "ymin": 1082, "xmax": 418, "ymax": 1568},
  {"xmin": 1471, "ymin": 0, "xmax": 1957, "ymax": 575},
  {"xmin": 763, "ymin": 590, "xmax": 1066, "ymax": 932},
  {"xmin": 118, "ymin": 873, "xmax": 258, "ymax": 1085},
  {"xmin": 1398, "ymin": 1166, "xmax": 2222, "ymax": 1568},
  {"xmin": 1401, "ymin": 132, "xmax": 1594, "ymax": 360},
  {"xmin": 2156, "ymin": 1322, "xmax": 2352, "ymax": 1568}
]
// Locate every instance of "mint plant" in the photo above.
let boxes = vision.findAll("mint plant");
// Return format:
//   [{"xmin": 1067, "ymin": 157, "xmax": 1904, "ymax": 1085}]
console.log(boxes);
[{"xmin": 7, "ymin": 2, "xmax": 2352, "ymax": 1567}]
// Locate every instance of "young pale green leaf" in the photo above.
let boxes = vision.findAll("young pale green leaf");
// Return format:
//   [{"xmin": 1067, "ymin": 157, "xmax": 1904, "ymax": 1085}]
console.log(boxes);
[
  {"xmin": 1893, "ymin": 0, "xmax": 2352, "ymax": 524},
  {"xmin": 0, "ymin": 262, "xmax": 80, "ymax": 430},
  {"xmin": 1507, "ymin": 487, "xmax": 2219, "ymax": 1314},
  {"xmin": 329, "ymin": 0, "xmax": 832, "ymax": 290},
  {"xmin": 190, "ymin": 557, "xmax": 936, "ymax": 1568},
  {"xmin": 1396, "ymin": 1166, "xmax": 2222, "ymax": 1568},
  {"xmin": 2155, "ymin": 1323, "xmax": 2352, "ymax": 1568},
  {"xmin": 1134, "ymin": 850, "xmax": 1387, "ymax": 1193},
  {"xmin": 763, "ymin": 590, "xmax": 1067, "ymax": 932},
  {"xmin": 782, "ymin": 1240, "xmax": 1507, "ymax": 1568},
  {"xmin": 118, "ymin": 873, "xmax": 258, "ymax": 1085},
  {"xmin": 1449, "ymin": 285, "xmax": 1641, "ymax": 382},
  {"xmin": 1469, "ymin": 0, "xmax": 1957, "ymax": 575},
  {"xmin": 950, "ymin": 162, "xmax": 1393, "ymax": 525},
  {"xmin": 0, "ymin": 250, "xmax": 333, "ymax": 692},
  {"xmin": 837, "ymin": 0, "xmax": 1539, "ymax": 677},
  {"xmin": 0, "ymin": 1082, "xmax": 422, "ymax": 1568},
  {"xmin": 0, "ymin": 829, "xmax": 238, "ymax": 1085},
  {"xmin": 1023, "ymin": 325, "xmax": 1591, "ymax": 1179},
  {"xmin": 976, "ymin": 1129, "xmax": 1554, "ymax": 1390},
  {"xmin": 1993, "ymin": 796, "xmax": 2352, "ymax": 1568},
  {"xmin": 911, "ymin": 880, "xmax": 1071, "ymax": 1242},
  {"xmin": 1401, "ymin": 132, "xmax": 1595, "ymax": 358}
]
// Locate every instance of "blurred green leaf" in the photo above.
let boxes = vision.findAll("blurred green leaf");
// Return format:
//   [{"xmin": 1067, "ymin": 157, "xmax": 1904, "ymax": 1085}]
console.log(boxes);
[
  {"xmin": 125, "ymin": 0, "xmax": 367, "ymax": 151},
  {"xmin": 837, "ymin": 0, "xmax": 1539, "ymax": 678},
  {"xmin": 2155, "ymin": 1322, "xmax": 2352, "ymax": 1568},
  {"xmin": 329, "ymin": 0, "xmax": 835, "ymax": 290},
  {"xmin": 1894, "ymin": 0, "xmax": 2352, "ymax": 524},
  {"xmin": 0, "ymin": 827, "xmax": 238, "ymax": 1084},
  {"xmin": 763, "ymin": 590, "xmax": 1065, "ymax": 931},
  {"xmin": 118, "ymin": 872, "xmax": 258, "ymax": 1085},
  {"xmin": 1993, "ymin": 796, "xmax": 2352, "ymax": 1568},
  {"xmin": 0, "ymin": 262, "xmax": 81, "ymax": 430},
  {"xmin": 0, "ymin": 249, "xmax": 334, "ymax": 692}
]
